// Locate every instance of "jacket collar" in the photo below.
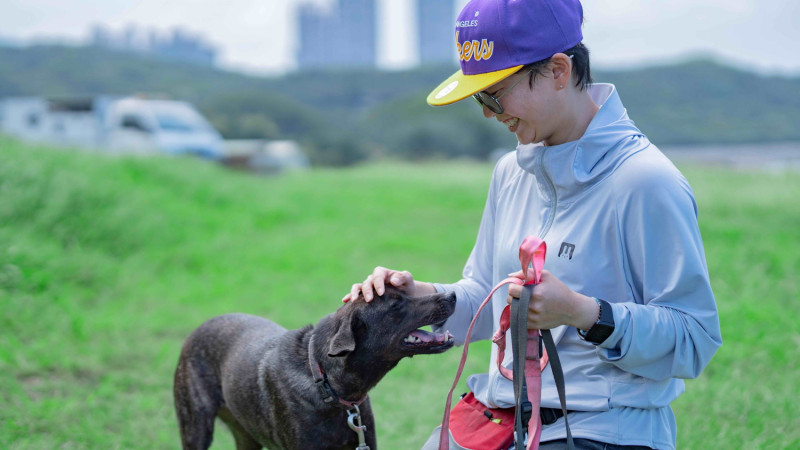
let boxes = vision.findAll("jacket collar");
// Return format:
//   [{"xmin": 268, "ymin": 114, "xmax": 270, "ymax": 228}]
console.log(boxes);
[{"xmin": 515, "ymin": 83, "xmax": 650, "ymax": 204}]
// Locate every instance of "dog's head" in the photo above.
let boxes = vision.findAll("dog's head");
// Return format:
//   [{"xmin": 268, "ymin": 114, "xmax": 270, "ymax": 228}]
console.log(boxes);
[{"xmin": 323, "ymin": 286, "xmax": 456, "ymax": 363}]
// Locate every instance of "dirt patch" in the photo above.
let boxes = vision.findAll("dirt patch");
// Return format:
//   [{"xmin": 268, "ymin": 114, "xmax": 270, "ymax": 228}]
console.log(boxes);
[{"xmin": 16, "ymin": 368, "xmax": 101, "ymax": 402}]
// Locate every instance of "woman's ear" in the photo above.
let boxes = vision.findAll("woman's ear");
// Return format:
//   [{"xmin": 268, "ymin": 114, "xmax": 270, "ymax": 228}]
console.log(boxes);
[{"xmin": 550, "ymin": 53, "xmax": 573, "ymax": 89}]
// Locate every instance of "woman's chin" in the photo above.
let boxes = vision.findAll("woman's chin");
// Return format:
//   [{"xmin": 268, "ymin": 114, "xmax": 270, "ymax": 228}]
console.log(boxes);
[{"xmin": 515, "ymin": 131, "xmax": 535, "ymax": 145}]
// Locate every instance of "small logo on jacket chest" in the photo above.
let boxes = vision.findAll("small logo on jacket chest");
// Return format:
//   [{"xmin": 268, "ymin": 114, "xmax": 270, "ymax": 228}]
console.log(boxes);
[{"xmin": 558, "ymin": 242, "xmax": 575, "ymax": 260}]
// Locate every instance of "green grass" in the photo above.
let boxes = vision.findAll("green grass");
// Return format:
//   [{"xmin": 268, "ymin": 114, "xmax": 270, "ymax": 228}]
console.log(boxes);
[{"xmin": 1, "ymin": 136, "xmax": 798, "ymax": 449}]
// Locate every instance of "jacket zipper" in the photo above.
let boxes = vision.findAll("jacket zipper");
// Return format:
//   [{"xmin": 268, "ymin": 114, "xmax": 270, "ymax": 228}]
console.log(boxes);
[
  {"xmin": 536, "ymin": 147, "xmax": 558, "ymax": 239},
  {"xmin": 489, "ymin": 146, "xmax": 559, "ymax": 408}
]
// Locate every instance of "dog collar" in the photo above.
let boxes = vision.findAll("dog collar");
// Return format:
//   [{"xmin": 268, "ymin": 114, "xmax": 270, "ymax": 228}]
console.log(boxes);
[{"xmin": 307, "ymin": 336, "xmax": 366, "ymax": 409}]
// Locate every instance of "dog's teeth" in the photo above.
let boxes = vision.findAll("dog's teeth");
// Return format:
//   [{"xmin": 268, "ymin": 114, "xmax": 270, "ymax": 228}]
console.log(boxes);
[{"xmin": 405, "ymin": 335, "xmax": 421, "ymax": 344}]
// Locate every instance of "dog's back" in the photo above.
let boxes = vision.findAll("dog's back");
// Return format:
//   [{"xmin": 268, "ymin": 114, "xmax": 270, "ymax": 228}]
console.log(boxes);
[
  {"xmin": 174, "ymin": 314, "xmax": 286, "ymax": 449},
  {"xmin": 178, "ymin": 314, "xmax": 286, "ymax": 368}
]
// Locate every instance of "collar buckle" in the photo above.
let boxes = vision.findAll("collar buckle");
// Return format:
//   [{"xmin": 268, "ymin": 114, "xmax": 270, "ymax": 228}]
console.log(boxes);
[{"xmin": 314, "ymin": 374, "xmax": 337, "ymax": 404}]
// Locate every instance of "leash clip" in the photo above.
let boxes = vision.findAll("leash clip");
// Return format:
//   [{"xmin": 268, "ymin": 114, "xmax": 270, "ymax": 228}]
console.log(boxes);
[{"xmin": 347, "ymin": 404, "xmax": 370, "ymax": 450}]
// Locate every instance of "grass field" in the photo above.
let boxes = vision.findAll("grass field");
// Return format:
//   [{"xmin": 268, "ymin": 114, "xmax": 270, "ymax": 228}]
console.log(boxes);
[{"xmin": 1, "ymin": 136, "xmax": 798, "ymax": 449}]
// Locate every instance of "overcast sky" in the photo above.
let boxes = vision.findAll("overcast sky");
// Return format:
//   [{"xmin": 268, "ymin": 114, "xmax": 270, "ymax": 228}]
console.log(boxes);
[{"xmin": 1, "ymin": 0, "xmax": 798, "ymax": 76}]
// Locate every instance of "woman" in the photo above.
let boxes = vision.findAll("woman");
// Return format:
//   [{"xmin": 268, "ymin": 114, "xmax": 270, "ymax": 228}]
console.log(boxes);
[{"xmin": 344, "ymin": 1, "xmax": 721, "ymax": 449}]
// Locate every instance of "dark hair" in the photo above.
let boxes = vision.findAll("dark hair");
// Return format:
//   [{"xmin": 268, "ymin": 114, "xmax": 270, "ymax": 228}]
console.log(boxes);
[{"xmin": 520, "ymin": 43, "xmax": 593, "ymax": 91}]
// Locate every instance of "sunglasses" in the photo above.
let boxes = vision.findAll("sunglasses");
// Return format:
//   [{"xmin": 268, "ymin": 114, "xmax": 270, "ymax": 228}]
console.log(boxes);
[{"xmin": 472, "ymin": 69, "xmax": 533, "ymax": 115}]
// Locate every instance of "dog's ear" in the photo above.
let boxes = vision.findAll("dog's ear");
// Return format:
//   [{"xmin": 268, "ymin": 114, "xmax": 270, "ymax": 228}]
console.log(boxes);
[{"xmin": 328, "ymin": 315, "xmax": 357, "ymax": 357}]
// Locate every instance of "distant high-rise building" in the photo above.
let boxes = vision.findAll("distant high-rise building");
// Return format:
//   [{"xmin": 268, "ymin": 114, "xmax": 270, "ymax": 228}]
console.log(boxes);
[
  {"xmin": 296, "ymin": 3, "xmax": 331, "ymax": 69},
  {"xmin": 89, "ymin": 24, "xmax": 216, "ymax": 67},
  {"xmin": 340, "ymin": 0, "xmax": 376, "ymax": 67},
  {"xmin": 417, "ymin": 0, "xmax": 456, "ymax": 65},
  {"xmin": 151, "ymin": 29, "xmax": 217, "ymax": 66},
  {"xmin": 296, "ymin": 0, "xmax": 377, "ymax": 70}
]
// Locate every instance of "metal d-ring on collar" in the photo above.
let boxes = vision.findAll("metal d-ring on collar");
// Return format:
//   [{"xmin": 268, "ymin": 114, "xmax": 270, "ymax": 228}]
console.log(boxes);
[{"xmin": 307, "ymin": 336, "xmax": 370, "ymax": 450}]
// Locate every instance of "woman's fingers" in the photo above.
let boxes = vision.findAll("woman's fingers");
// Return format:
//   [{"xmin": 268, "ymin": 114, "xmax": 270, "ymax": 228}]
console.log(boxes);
[
  {"xmin": 508, "ymin": 269, "xmax": 539, "ymax": 283},
  {"xmin": 343, "ymin": 267, "xmax": 415, "ymax": 303},
  {"xmin": 346, "ymin": 267, "xmax": 391, "ymax": 303},
  {"xmin": 508, "ymin": 269, "xmax": 524, "ymax": 279},
  {"xmin": 371, "ymin": 266, "xmax": 390, "ymax": 297},
  {"xmin": 391, "ymin": 270, "xmax": 412, "ymax": 287},
  {"xmin": 362, "ymin": 275, "xmax": 376, "ymax": 302},
  {"xmin": 343, "ymin": 281, "xmax": 368, "ymax": 303}
]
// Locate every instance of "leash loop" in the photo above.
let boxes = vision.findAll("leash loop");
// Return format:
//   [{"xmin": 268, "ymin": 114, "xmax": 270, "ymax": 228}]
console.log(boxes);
[
  {"xmin": 347, "ymin": 404, "xmax": 370, "ymax": 450},
  {"xmin": 519, "ymin": 235, "xmax": 546, "ymax": 285},
  {"xmin": 438, "ymin": 236, "xmax": 547, "ymax": 450}
]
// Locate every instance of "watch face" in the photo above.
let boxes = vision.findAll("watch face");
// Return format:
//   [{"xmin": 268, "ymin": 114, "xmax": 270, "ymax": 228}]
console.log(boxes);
[
  {"xmin": 585, "ymin": 299, "xmax": 614, "ymax": 344},
  {"xmin": 585, "ymin": 323, "xmax": 614, "ymax": 344}
]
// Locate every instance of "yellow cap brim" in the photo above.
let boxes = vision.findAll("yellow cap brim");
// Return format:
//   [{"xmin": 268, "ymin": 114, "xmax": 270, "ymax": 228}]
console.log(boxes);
[{"xmin": 426, "ymin": 65, "xmax": 524, "ymax": 106}]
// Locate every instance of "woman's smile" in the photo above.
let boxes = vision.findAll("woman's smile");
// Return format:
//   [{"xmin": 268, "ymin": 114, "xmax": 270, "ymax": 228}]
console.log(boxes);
[{"xmin": 502, "ymin": 116, "xmax": 519, "ymax": 131}]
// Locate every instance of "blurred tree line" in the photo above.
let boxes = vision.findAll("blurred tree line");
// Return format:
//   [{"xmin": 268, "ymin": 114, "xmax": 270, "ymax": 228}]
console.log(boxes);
[{"xmin": 2, "ymin": 45, "xmax": 799, "ymax": 166}]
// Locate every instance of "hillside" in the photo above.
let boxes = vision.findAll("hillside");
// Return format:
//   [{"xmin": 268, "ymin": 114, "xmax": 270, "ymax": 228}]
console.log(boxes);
[
  {"xmin": 2, "ymin": 137, "xmax": 799, "ymax": 448},
  {"xmin": 2, "ymin": 45, "xmax": 799, "ymax": 164}
]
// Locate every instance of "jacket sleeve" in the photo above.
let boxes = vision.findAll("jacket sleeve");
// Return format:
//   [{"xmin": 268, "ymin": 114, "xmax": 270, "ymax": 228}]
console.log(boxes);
[
  {"xmin": 598, "ymin": 156, "xmax": 722, "ymax": 380},
  {"xmin": 431, "ymin": 158, "xmax": 507, "ymax": 345}
]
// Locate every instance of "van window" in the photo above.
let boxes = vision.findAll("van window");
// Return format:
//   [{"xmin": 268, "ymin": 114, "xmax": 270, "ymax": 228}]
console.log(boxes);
[
  {"xmin": 155, "ymin": 114, "xmax": 195, "ymax": 132},
  {"xmin": 149, "ymin": 102, "xmax": 212, "ymax": 133},
  {"xmin": 121, "ymin": 115, "xmax": 151, "ymax": 133}
]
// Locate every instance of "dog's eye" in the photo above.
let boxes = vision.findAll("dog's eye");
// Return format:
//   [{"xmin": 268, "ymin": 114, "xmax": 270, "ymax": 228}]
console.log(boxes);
[
  {"xmin": 388, "ymin": 301, "xmax": 405, "ymax": 315},
  {"xmin": 389, "ymin": 293, "xmax": 405, "ymax": 303}
]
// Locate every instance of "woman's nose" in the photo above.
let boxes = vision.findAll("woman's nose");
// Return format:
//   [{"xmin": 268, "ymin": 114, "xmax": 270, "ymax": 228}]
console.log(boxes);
[{"xmin": 482, "ymin": 104, "xmax": 496, "ymax": 119}]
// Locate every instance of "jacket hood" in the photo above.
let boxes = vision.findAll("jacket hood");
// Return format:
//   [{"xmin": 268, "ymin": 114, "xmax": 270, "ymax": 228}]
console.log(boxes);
[{"xmin": 516, "ymin": 83, "xmax": 651, "ymax": 204}]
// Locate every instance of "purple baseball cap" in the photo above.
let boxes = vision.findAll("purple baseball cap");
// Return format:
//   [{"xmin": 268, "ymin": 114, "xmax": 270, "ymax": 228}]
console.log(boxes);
[{"xmin": 427, "ymin": 0, "xmax": 584, "ymax": 106}]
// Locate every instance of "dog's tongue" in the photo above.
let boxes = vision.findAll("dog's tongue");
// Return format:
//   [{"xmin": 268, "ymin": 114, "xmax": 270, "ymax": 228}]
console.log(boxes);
[{"xmin": 409, "ymin": 329, "xmax": 452, "ymax": 343}]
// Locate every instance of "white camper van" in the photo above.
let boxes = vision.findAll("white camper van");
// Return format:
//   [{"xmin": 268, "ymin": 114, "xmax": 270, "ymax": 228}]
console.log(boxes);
[
  {"xmin": 104, "ymin": 98, "xmax": 223, "ymax": 159},
  {"xmin": 0, "ymin": 96, "xmax": 224, "ymax": 159}
]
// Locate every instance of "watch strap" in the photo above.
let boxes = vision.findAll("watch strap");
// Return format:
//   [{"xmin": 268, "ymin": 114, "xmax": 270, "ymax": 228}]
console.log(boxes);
[{"xmin": 577, "ymin": 297, "xmax": 601, "ymax": 338}]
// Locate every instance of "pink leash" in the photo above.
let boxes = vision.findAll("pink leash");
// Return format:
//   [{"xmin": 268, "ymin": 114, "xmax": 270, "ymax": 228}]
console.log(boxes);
[{"xmin": 439, "ymin": 236, "xmax": 547, "ymax": 450}]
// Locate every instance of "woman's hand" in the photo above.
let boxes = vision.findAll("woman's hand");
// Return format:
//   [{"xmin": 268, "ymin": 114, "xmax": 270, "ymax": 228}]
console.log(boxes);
[
  {"xmin": 342, "ymin": 266, "xmax": 421, "ymax": 303},
  {"xmin": 507, "ymin": 269, "xmax": 599, "ymax": 331}
]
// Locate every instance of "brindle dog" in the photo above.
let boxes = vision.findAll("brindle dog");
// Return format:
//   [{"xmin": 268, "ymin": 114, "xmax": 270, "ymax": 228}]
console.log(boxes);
[{"xmin": 173, "ymin": 286, "xmax": 456, "ymax": 449}]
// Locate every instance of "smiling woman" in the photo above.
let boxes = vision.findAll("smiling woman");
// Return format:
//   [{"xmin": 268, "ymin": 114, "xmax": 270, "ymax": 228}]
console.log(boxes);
[{"xmin": 349, "ymin": 1, "xmax": 722, "ymax": 449}]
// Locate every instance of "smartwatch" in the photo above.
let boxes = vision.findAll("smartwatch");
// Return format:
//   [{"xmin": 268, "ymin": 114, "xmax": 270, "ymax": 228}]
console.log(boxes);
[{"xmin": 578, "ymin": 298, "xmax": 615, "ymax": 344}]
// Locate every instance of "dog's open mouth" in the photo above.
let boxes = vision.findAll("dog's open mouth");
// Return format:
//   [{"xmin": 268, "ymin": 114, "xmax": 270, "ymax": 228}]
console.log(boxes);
[{"xmin": 402, "ymin": 329, "xmax": 454, "ymax": 350}]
